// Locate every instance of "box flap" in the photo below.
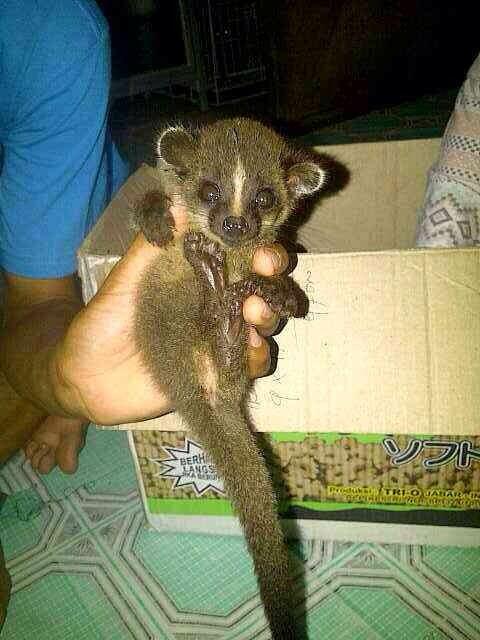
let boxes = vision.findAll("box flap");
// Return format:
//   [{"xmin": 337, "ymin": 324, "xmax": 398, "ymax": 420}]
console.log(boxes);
[{"xmin": 299, "ymin": 138, "xmax": 442, "ymax": 253}]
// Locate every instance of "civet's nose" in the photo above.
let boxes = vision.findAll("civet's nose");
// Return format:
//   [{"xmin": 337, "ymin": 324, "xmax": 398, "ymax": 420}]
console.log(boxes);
[{"xmin": 222, "ymin": 216, "xmax": 249, "ymax": 238}]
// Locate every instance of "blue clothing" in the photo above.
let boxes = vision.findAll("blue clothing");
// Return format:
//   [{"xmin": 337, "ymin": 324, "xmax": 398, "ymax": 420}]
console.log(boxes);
[{"xmin": 0, "ymin": 0, "xmax": 129, "ymax": 278}]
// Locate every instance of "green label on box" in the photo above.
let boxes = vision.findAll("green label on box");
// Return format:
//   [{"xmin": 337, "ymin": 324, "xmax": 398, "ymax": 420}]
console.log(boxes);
[{"xmin": 134, "ymin": 431, "xmax": 480, "ymax": 516}]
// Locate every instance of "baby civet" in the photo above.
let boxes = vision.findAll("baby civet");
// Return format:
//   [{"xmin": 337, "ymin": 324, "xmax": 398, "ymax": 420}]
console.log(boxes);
[{"xmin": 134, "ymin": 118, "xmax": 327, "ymax": 639}]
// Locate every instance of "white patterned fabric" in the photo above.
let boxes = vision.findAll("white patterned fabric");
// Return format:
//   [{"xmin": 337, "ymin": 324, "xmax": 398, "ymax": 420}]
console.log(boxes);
[{"xmin": 416, "ymin": 53, "xmax": 480, "ymax": 247}]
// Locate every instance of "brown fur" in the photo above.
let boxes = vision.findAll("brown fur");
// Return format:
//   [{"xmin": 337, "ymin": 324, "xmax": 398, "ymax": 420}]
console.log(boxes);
[{"xmin": 133, "ymin": 118, "xmax": 327, "ymax": 639}]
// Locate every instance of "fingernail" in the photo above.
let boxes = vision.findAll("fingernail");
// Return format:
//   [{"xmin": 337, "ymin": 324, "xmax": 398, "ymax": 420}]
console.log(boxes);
[
  {"xmin": 270, "ymin": 248, "xmax": 282, "ymax": 271},
  {"xmin": 249, "ymin": 327, "xmax": 263, "ymax": 347}
]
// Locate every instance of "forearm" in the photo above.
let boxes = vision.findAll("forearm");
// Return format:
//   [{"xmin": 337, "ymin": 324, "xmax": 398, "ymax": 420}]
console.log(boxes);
[{"xmin": 0, "ymin": 297, "xmax": 83, "ymax": 419}]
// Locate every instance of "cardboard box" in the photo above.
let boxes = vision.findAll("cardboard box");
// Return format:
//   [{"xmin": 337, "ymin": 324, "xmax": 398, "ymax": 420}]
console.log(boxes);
[{"xmin": 78, "ymin": 138, "xmax": 480, "ymax": 546}]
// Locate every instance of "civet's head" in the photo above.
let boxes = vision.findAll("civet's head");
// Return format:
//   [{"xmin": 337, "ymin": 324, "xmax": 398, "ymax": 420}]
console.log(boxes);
[{"xmin": 157, "ymin": 118, "xmax": 327, "ymax": 247}]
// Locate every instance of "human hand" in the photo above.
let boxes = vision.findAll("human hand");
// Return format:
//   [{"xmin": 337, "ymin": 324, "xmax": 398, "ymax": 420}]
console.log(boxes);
[
  {"xmin": 53, "ymin": 204, "xmax": 289, "ymax": 425},
  {"xmin": 244, "ymin": 244, "xmax": 289, "ymax": 377}
]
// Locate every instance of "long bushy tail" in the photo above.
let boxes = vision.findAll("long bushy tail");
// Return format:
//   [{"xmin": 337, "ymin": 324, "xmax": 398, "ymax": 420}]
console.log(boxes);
[{"xmin": 178, "ymin": 396, "xmax": 298, "ymax": 639}]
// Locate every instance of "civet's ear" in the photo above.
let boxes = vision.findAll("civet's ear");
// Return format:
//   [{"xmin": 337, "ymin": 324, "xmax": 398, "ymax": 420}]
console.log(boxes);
[
  {"xmin": 157, "ymin": 126, "xmax": 196, "ymax": 173},
  {"xmin": 286, "ymin": 161, "xmax": 327, "ymax": 198}
]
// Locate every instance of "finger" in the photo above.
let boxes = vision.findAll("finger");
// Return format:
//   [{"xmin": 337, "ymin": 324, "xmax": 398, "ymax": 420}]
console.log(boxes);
[
  {"xmin": 101, "ymin": 234, "xmax": 162, "ymax": 296},
  {"xmin": 169, "ymin": 200, "xmax": 189, "ymax": 236},
  {"xmin": 37, "ymin": 448, "xmax": 56, "ymax": 475},
  {"xmin": 252, "ymin": 243, "xmax": 289, "ymax": 277},
  {"xmin": 247, "ymin": 327, "xmax": 271, "ymax": 378},
  {"xmin": 56, "ymin": 431, "xmax": 86, "ymax": 475},
  {"xmin": 30, "ymin": 443, "xmax": 51, "ymax": 472},
  {"xmin": 24, "ymin": 440, "xmax": 40, "ymax": 460},
  {"xmin": 243, "ymin": 295, "xmax": 280, "ymax": 336}
]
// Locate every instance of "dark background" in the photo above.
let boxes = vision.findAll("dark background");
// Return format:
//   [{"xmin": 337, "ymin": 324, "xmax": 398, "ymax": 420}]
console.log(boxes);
[
  {"xmin": 98, "ymin": 0, "xmax": 479, "ymax": 129},
  {"xmin": 97, "ymin": 1, "xmax": 187, "ymax": 78}
]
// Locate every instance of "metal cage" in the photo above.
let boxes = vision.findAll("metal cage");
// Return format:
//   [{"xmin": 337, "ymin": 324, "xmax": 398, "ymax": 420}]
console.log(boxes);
[{"xmin": 187, "ymin": 0, "xmax": 268, "ymax": 106}]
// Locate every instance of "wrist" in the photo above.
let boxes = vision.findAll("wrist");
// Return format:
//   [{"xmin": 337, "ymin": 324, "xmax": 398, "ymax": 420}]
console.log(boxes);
[{"xmin": 46, "ymin": 345, "xmax": 89, "ymax": 421}]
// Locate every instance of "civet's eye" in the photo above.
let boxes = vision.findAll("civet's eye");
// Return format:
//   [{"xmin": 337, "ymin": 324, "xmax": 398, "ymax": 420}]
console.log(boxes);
[
  {"xmin": 199, "ymin": 181, "xmax": 221, "ymax": 204},
  {"xmin": 255, "ymin": 188, "xmax": 275, "ymax": 210}
]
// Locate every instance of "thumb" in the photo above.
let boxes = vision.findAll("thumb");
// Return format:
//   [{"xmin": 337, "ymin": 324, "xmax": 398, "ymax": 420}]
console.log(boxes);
[
  {"xmin": 92, "ymin": 234, "xmax": 162, "ymax": 304},
  {"xmin": 169, "ymin": 199, "xmax": 189, "ymax": 235},
  {"xmin": 97, "ymin": 199, "xmax": 190, "ymax": 302},
  {"xmin": 103, "ymin": 201, "xmax": 190, "ymax": 295}
]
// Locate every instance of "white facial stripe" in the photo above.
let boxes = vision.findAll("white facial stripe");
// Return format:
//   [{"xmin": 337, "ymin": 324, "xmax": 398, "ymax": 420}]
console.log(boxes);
[{"xmin": 232, "ymin": 157, "xmax": 246, "ymax": 216}]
